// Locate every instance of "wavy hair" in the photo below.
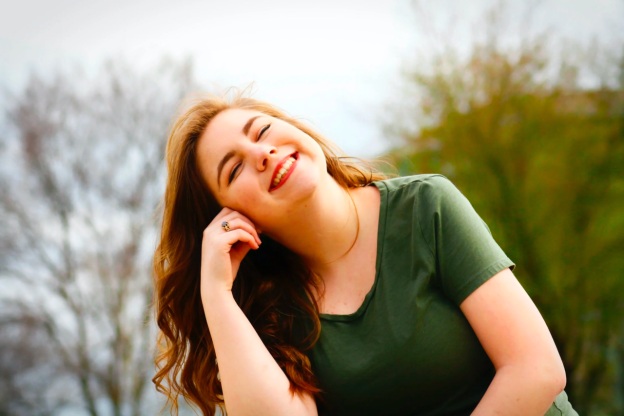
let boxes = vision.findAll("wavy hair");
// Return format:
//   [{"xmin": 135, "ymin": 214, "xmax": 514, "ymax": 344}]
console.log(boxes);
[{"xmin": 152, "ymin": 91, "xmax": 387, "ymax": 415}]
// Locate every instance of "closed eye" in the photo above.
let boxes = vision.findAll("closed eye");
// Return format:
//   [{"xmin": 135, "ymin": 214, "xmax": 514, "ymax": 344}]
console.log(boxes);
[
  {"xmin": 228, "ymin": 163, "xmax": 241, "ymax": 184},
  {"xmin": 257, "ymin": 124, "xmax": 271, "ymax": 141}
]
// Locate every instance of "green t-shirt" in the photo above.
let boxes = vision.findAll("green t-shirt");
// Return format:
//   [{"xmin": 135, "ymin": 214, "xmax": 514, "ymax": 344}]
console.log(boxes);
[{"xmin": 307, "ymin": 175, "xmax": 576, "ymax": 416}]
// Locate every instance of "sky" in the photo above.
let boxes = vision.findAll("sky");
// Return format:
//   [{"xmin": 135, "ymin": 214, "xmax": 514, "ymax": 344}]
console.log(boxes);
[{"xmin": 1, "ymin": 0, "xmax": 622, "ymax": 157}]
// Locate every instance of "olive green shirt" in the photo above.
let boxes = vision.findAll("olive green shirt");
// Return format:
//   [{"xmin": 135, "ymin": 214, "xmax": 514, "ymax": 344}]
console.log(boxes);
[{"xmin": 308, "ymin": 175, "xmax": 576, "ymax": 416}]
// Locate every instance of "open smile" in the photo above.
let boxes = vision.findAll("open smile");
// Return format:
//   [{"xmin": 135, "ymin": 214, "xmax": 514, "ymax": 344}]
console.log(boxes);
[{"xmin": 270, "ymin": 152, "xmax": 298, "ymax": 191}]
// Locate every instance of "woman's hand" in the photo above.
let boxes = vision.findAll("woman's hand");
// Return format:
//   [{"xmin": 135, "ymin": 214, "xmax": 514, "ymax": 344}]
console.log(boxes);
[{"xmin": 200, "ymin": 207, "xmax": 262, "ymax": 296}]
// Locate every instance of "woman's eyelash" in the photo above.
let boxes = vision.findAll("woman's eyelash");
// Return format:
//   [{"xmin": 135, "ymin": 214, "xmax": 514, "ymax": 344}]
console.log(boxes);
[
  {"xmin": 228, "ymin": 163, "xmax": 241, "ymax": 184},
  {"xmin": 257, "ymin": 124, "xmax": 271, "ymax": 140}
]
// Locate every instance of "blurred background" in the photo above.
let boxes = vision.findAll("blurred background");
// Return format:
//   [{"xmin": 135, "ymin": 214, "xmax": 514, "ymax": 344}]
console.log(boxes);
[{"xmin": 0, "ymin": 0, "xmax": 622, "ymax": 415}]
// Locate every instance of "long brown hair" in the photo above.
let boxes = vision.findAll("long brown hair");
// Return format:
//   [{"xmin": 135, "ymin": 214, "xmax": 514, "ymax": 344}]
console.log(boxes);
[{"xmin": 152, "ymin": 90, "xmax": 386, "ymax": 415}]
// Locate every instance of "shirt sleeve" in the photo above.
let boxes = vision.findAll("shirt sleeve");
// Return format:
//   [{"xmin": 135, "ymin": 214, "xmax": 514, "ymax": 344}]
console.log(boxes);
[{"xmin": 416, "ymin": 175, "xmax": 515, "ymax": 305}]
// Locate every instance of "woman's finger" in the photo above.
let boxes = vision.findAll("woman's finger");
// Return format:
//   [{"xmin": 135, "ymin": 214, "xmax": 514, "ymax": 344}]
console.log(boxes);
[
  {"xmin": 212, "ymin": 209, "xmax": 262, "ymax": 245},
  {"xmin": 217, "ymin": 217, "xmax": 262, "ymax": 246},
  {"xmin": 220, "ymin": 228, "xmax": 260, "ymax": 250}
]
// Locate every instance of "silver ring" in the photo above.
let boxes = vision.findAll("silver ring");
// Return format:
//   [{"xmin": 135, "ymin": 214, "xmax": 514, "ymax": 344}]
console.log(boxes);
[{"xmin": 221, "ymin": 221, "xmax": 231, "ymax": 232}]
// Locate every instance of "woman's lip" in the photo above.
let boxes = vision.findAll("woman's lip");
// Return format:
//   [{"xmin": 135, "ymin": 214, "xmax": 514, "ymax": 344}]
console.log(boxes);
[{"xmin": 269, "ymin": 152, "xmax": 298, "ymax": 192}]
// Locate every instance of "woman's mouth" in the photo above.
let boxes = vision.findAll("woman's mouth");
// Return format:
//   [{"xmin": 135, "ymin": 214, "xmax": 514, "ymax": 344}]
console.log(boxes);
[{"xmin": 270, "ymin": 153, "xmax": 298, "ymax": 191}]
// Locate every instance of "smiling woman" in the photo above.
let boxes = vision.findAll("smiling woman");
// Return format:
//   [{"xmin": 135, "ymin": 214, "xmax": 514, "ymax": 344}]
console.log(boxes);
[{"xmin": 152, "ymin": 90, "xmax": 577, "ymax": 416}]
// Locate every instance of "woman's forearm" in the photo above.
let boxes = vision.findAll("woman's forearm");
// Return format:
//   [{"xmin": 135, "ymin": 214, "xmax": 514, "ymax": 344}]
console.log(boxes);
[
  {"xmin": 472, "ymin": 364, "xmax": 566, "ymax": 415},
  {"xmin": 203, "ymin": 289, "xmax": 317, "ymax": 416}
]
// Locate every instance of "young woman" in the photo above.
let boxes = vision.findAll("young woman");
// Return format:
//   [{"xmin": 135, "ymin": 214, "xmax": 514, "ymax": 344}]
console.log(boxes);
[{"xmin": 152, "ymin": 92, "xmax": 577, "ymax": 415}]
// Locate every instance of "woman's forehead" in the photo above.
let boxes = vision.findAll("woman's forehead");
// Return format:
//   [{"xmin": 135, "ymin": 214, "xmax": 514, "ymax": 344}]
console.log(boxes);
[
  {"xmin": 205, "ymin": 108, "xmax": 266, "ymax": 136},
  {"xmin": 200, "ymin": 108, "xmax": 266, "ymax": 152}
]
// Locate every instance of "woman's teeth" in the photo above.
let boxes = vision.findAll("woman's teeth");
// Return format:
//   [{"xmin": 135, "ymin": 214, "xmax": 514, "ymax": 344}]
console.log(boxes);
[{"xmin": 272, "ymin": 157, "xmax": 296, "ymax": 188}]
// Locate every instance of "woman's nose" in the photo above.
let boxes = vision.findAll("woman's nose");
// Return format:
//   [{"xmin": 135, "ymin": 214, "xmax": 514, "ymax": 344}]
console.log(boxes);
[{"xmin": 254, "ymin": 144, "xmax": 277, "ymax": 171}]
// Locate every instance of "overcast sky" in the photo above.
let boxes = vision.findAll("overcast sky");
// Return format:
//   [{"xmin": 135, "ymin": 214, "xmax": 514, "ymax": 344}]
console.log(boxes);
[{"xmin": 1, "ymin": 0, "xmax": 622, "ymax": 157}]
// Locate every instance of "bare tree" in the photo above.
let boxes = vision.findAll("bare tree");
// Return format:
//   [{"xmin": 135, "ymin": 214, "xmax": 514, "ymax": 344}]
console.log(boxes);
[
  {"xmin": 0, "ymin": 58, "xmax": 197, "ymax": 415},
  {"xmin": 0, "ymin": 308, "xmax": 66, "ymax": 416}
]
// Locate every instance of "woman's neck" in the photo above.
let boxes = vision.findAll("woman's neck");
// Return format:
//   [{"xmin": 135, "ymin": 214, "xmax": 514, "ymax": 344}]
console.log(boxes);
[{"xmin": 270, "ymin": 177, "xmax": 361, "ymax": 273}]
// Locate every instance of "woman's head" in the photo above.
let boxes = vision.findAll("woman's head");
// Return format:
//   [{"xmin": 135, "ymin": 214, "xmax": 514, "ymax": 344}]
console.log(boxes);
[
  {"xmin": 195, "ymin": 106, "xmax": 329, "ymax": 234},
  {"xmin": 164, "ymin": 92, "xmax": 377, "ymax": 225}
]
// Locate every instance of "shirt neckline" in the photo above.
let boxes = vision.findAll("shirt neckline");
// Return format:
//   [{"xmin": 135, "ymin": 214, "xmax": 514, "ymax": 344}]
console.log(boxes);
[{"xmin": 319, "ymin": 181, "xmax": 388, "ymax": 322}]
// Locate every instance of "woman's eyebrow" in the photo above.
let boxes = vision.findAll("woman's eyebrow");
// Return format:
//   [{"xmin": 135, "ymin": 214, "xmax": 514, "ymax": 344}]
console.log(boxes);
[
  {"xmin": 217, "ymin": 150, "xmax": 235, "ymax": 189},
  {"xmin": 242, "ymin": 115, "xmax": 261, "ymax": 136}
]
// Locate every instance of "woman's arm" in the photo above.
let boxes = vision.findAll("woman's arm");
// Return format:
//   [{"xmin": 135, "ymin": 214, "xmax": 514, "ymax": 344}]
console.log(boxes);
[
  {"xmin": 201, "ymin": 209, "xmax": 317, "ymax": 416},
  {"xmin": 460, "ymin": 268, "xmax": 566, "ymax": 416},
  {"xmin": 203, "ymin": 291, "xmax": 317, "ymax": 416}
]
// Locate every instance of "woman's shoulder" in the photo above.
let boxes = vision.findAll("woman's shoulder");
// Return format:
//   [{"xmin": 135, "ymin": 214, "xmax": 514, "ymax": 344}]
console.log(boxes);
[
  {"xmin": 372, "ymin": 173, "xmax": 455, "ymax": 195},
  {"xmin": 373, "ymin": 174, "xmax": 476, "ymax": 225}
]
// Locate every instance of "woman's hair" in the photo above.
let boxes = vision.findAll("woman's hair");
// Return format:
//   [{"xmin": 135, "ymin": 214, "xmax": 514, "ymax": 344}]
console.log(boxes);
[{"xmin": 152, "ymin": 90, "xmax": 387, "ymax": 415}]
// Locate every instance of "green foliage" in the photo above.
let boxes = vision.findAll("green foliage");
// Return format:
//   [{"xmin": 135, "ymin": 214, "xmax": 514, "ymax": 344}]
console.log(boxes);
[{"xmin": 388, "ymin": 31, "xmax": 624, "ymax": 415}]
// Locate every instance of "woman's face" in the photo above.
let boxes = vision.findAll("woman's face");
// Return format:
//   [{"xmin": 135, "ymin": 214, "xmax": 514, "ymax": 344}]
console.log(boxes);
[{"xmin": 196, "ymin": 108, "xmax": 328, "ymax": 232}]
